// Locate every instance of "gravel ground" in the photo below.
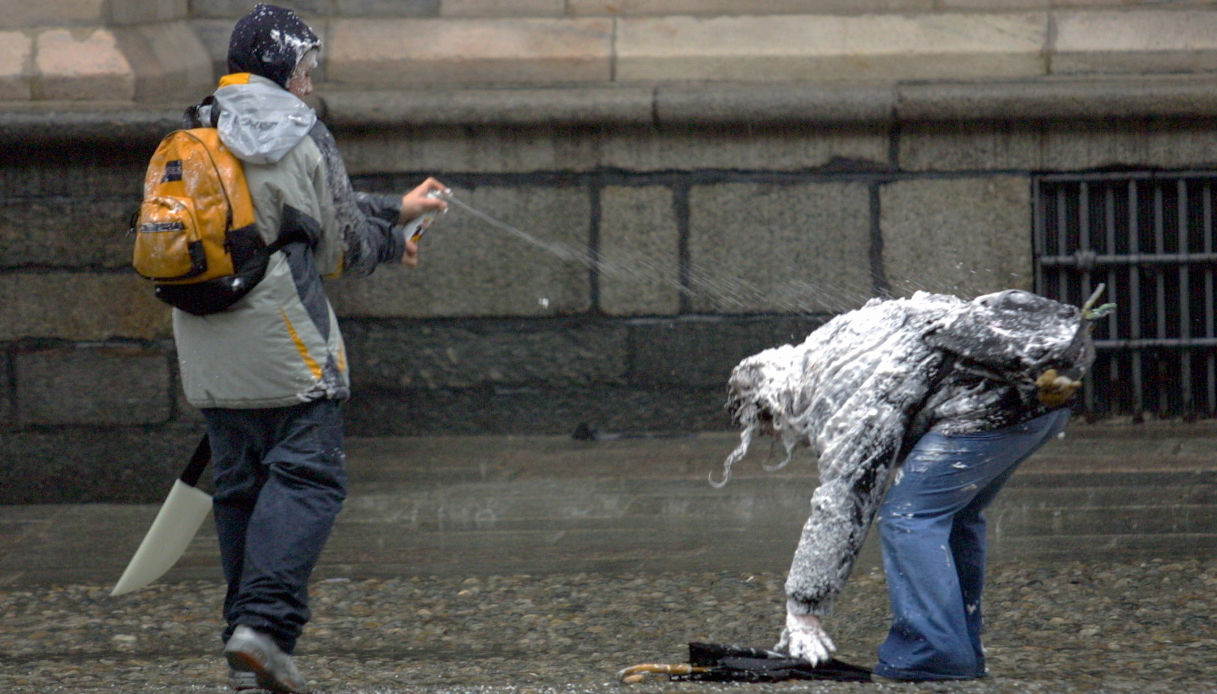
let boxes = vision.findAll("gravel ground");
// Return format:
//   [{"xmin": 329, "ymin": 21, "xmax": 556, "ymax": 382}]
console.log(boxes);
[{"xmin": 2, "ymin": 558, "xmax": 1214, "ymax": 693}]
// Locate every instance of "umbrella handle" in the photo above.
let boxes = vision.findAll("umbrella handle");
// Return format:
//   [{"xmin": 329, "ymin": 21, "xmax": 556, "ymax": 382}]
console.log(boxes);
[
  {"xmin": 617, "ymin": 663, "xmax": 711, "ymax": 683},
  {"xmin": 180, "ymin": 434, "xmax": 210, "ymax": 487}
]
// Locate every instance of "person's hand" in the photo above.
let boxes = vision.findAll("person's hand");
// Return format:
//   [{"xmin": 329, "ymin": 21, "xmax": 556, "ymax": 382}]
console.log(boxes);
[
  {"xmin": 1035, "ymin": 368, "xmax": 1082, "ymax": 407},
  {"xmin": 401, "ymin": 236, "xmax": 420, "ymax": 268},
  {"xmin": 775, "ymin": 612, "xmax": 836, "ymax": 665},
  {"xmin": 399, "ymin": 177, "xmax": 449, "ymax": 225}
]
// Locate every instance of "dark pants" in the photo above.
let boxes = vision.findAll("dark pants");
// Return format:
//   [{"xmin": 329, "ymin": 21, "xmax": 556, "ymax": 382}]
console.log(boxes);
[
  {"xmin": 874, "ymin": 408, "xmax": 1071, "ymax": 680},
  {"xmin": 203, "ymin": 399, "xmax": 347, "ymax": 654}
]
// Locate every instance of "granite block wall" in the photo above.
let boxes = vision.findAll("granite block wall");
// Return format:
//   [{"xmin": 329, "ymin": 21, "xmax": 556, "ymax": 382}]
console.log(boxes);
[{"xmin": 6, "ymin": 1, "xmax": 1217, "ymax": 501}]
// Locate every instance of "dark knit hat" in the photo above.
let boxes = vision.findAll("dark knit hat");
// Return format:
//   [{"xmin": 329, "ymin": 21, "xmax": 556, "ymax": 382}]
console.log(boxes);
[{"xmin": 227, "ymin": 4, "xmax": 321, "ymax": 88}]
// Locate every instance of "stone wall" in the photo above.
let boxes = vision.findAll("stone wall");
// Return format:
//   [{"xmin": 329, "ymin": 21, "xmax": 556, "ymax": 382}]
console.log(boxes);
[
  {"xmin": 10, "ymin": 2, "xmax": 1217, "ymax": 102},
  {"xmin": 4, "ymin": 2, "xmax": 1217, "ymax": 501}
]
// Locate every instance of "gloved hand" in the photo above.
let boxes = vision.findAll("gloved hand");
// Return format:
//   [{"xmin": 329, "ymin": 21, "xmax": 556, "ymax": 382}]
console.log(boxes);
[
  {"xmin": 1035, "ymin": 368, "xmax": 1082, "ymax": 407},
  {"xmin": 775, "ymin": 611, "xmax": 836, "ymax": 665}
]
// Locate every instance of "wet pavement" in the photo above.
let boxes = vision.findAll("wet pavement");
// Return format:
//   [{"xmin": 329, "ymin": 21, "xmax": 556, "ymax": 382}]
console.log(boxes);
[{"xmin": 1, "ymin": 426, "xmax": 1216, "ymax": 692}]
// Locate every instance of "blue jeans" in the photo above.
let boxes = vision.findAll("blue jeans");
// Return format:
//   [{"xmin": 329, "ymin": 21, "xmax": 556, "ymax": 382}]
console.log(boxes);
[
  {"xmin": 873, "ymin": 408, "xmax": 1070, "ymax": 681},
  {"xmin": 204, "ymin": 399, "xmax": 347, "ymax": 654}
]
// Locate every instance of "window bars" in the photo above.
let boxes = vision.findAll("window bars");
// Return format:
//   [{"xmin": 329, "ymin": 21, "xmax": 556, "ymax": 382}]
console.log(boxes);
[{"xmin": 1034, "ymin": 172, "xmax": 1217, "ymax": 421}]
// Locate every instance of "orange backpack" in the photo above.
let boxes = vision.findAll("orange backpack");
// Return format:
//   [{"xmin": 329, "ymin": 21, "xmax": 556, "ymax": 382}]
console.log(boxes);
[{"xmin": 132, "ymin": 128, "xmax": 281, "ymax": 315}]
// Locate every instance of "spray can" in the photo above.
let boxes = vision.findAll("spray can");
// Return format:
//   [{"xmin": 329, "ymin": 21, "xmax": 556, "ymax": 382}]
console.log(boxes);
[{"xmin": 401, "ymin": 188, "xmax": 451, "ymax": 242}]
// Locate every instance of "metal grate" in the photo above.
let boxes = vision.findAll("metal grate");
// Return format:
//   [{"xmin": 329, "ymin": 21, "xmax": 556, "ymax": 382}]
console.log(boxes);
[{"xmin": 1034, "ymin": 172, "xmax": 1217, "ymax": 421}]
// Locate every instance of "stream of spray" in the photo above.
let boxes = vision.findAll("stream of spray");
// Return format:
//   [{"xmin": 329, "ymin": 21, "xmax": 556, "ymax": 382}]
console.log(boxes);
[
  {"xmin": 445, "ymin": 194, "xmax": 900, "ymax": 477},
  {"xmin": 446, "ymin": 194, "xmax": 882, "ymax": 316}
]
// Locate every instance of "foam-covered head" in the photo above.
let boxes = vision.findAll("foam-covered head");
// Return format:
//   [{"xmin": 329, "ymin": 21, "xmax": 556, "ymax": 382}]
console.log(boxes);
[
  {"xmin": 927, "ymin": 288, "xmax": 1092, "ymax": 380},
  {"xmin": 227, "ymin": 3, "xmax": 321, "ymax": 88}
]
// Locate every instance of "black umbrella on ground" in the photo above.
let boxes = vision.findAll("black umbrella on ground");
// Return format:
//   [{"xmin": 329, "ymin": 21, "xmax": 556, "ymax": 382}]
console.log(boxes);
[{"xmin": 619, "ymin": 642, "xmax": 872, "ymax": 683}]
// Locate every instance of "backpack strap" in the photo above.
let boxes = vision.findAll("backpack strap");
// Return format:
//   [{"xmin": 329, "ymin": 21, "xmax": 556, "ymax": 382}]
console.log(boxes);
[{"xmin": 181, "ymin": 95, "xmax": 220, "ymax": 129}]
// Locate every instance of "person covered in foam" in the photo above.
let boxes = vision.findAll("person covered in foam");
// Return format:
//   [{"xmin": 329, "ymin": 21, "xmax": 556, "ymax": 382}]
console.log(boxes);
[{"xmin": 720, "ymin": 289, "xmax": 1096, "ymax": 682}]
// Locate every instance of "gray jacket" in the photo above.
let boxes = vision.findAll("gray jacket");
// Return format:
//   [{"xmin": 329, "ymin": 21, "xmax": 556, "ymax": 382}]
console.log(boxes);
[{"xmin": 173, "ymin": 74, "xmax": 407, "ymax": 409}]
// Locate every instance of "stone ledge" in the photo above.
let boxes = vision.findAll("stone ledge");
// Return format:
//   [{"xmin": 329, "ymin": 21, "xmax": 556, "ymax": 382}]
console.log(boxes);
[
  {"xmin": 1053, "ymin": 9, "xmax": 1217, "ymax": 75},
  {"xmin": 7, "ymin": 74, "xmax": 1217, "ymax": 147},
  {"xmin": 237, "ymin": 75, "xmax": 1217, "ymax": 131},
  {"xmin": 112, "ymin": 21, "xmax": 213, "ymax": 103},
  {"xmin": 320, "ymin": 85, "xmax": 656, "ymax": 128},
  {"xmin": 0, "ymin": 103, "xmax": 180, "ymax": 148},
  {"xmin": 617, "ymin": 13, "xmax": 1048, "ymax": 82},
  {"xmin": 326, "ymin": 17, "xmax": 615, "ymax": 87},
  {"xmin": 2, "ymin": 21, "xmax": 211, "ymax": 103},
  {"xmin": 33, "ymin": 27, "xmax": 135, "ymax": 101},
  {"xmin": 319, "ymin": 10, "xmax": 1217, "ymax": 87},
  {"xmin": 895, "ymin": 75, "xmax": 1217, "ymax": 121},
  {"xmin": 6, "ymin": 10, "xmax": 1217, "ymax": 104},
  {"xmin": 0, "ymin": 1, "xmax": 110, "ymax": 29}
]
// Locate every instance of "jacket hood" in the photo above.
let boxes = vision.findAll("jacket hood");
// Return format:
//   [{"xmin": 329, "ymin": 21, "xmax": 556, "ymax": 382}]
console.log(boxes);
[
  {"xmin": 213, "ymin": 73, "xmax": 317, "ymax": 165},
  {"xmin": 227, "ymin": 3, "xmax": 321, "ymax": 89},
  {"xmin": 925, "ymin": 288, "xmax": 1092, "ymax": 378}
]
